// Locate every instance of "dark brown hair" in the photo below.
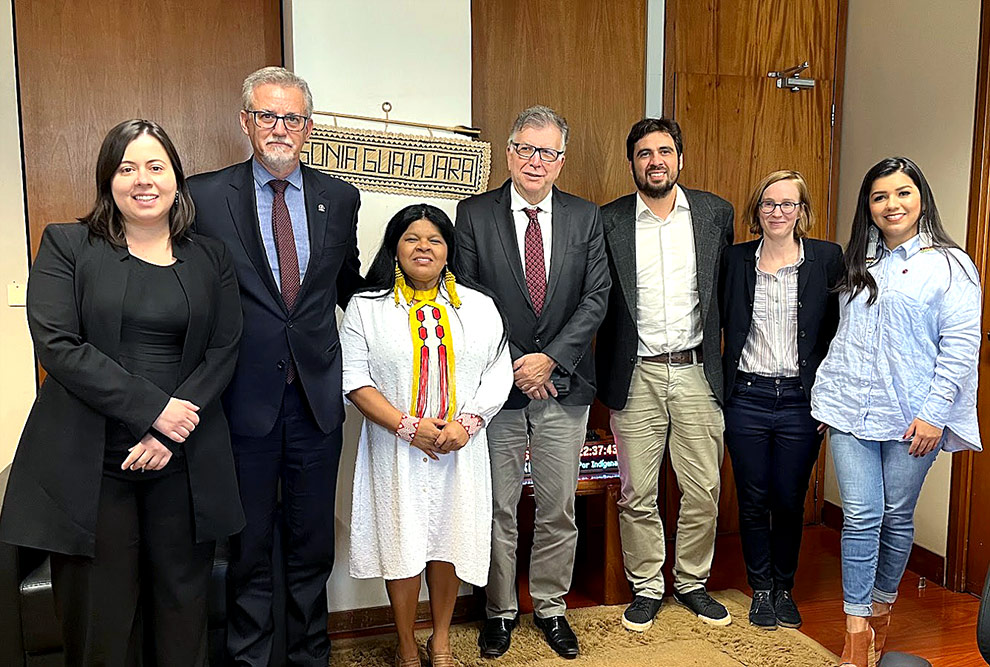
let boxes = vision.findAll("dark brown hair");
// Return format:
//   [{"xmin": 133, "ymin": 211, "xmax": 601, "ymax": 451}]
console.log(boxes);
[
  {"xmin": 79, "ymin": 119, "xmax": 195, "ymax": 246},
  {"xmin": 626, "ymin": 117, "xmax": 684, "ymax": 161}
]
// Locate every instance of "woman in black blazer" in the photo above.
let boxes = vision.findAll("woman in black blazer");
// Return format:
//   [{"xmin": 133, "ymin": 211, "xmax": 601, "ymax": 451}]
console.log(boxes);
[
  {"xmin": 719, "ymin": 170, "xmax": 843, "ymax": 631},
  {"xmin": 0, "ymin": 120, "xmax": 244, "ymax": 666}
]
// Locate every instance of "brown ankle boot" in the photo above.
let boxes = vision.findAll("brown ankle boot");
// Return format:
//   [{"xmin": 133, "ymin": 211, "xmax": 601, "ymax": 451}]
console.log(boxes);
[
  {"xmin": 868, "ymin": 612, "xmax": 891, "ymax": 658},
  {"xmin": 838, "ymin": 627, "xmax": 876, "ymax": 667}
]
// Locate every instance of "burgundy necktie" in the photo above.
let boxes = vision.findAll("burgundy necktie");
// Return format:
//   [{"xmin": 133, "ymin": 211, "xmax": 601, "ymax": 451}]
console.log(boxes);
[
  {"xmin": 523, "ymin": 207, "xmax": 546, "ymax": 316},
  {"xmin": 270, "ymin": 179, "xmax": 299, "ymax": 383}
]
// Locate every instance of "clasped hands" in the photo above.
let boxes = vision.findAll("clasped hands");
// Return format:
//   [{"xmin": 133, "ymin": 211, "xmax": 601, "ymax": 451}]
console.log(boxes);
[
  {"xmin": 122, "ymin": 396, "xmax": 200, "ymax": 472},
  {"xmin": 513, "ymin": 352, "xmax": 558, "ymax": 400},
  {"xmin": 410, "ymin": 418, "xmax": 469, "ymax": 461}
]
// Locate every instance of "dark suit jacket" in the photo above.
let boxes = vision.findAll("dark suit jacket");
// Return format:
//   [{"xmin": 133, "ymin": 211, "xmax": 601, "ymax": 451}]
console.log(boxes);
[
  {"xmin": 596, "ymin": 189, "xmax": 734, "ymax": 409},
  {"xmin": 455, "ymin": 181, "xmax": 611, "ymax": 409},
  {"xmin": 719, "ymin": 237, "xmax": 844, "ymax": 401},
  {"xmin": 188, "ymin": 160, "xmax": 362, "ymax": 436},
  {"xmin": 0, "ymin": 223, "xmax": 244, "ymax": 557}
]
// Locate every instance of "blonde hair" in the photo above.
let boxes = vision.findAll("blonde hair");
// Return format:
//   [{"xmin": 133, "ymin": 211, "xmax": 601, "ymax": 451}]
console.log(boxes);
[{"xmin": 744, "ymin": 170, "xmax": 815, "ymax": 238}]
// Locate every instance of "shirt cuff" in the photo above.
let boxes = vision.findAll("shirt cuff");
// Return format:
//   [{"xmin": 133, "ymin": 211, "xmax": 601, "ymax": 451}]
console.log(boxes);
[
  {"xmin": 455, "ymin": 413, "xmax": 484, "ymax": 437},
  {"xmin": 917, "ymin": 393, "xmax": 952, "ymax": 430}
]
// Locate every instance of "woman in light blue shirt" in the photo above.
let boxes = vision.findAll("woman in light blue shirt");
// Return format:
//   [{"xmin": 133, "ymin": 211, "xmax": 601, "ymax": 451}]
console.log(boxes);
[{"xmin": 811, "ymin": 157, "xmax": 981, "ymax": 667}]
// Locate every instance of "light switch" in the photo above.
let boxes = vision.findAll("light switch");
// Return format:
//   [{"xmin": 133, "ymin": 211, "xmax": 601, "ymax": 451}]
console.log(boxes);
[{"xmin": 7, "ymin": 281, "xmax": 26, "ymax": 307}]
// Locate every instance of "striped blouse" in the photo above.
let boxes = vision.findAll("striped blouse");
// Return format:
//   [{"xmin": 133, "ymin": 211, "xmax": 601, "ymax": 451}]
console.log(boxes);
[{"xmin": 738, "ymin": 240, "xmax": 804, "ymax": 377}]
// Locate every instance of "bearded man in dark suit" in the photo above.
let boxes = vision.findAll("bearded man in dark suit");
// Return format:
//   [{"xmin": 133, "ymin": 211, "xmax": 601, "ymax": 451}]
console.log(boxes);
[
  {"xmin": 455, "ymin": 106, "xmax": 610, "ymax": 660},
  {"xmin": 189, "ymin": 66, "xmax": 362, "ymax": 667},
  {"xmin": 596, "ymin": 118, "xmax": 734, "ymax": 634}
]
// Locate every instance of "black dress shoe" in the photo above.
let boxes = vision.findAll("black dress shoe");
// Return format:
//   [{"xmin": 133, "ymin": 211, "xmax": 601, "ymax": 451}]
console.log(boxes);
[
  {"xmin": 533, "ymin": 615, "xmax": 579, "ymax": 659},
  {"xmin": 479, "ymin": 616, "xmax": 516, "ymax": 658}
]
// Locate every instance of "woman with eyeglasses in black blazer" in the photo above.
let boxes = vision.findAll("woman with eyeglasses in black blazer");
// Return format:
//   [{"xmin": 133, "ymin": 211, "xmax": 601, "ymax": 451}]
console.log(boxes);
[{"xmin": 719, "ymin": 170, "xmax": 844, "ymax": 631}]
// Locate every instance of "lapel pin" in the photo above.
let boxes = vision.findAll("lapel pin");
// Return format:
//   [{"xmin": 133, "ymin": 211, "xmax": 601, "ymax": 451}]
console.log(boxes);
[{"xmin": 318, "ymin": 203, "xmax": 326, "ymax": 212}]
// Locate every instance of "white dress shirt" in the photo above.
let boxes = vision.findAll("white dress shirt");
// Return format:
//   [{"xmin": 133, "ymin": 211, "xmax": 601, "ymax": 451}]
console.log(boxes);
[
  {"xmin": 634, "ymin": 186, "xmax": 703, "ymax": 356},
  {"xmin": 510, "ymin": 185, "xmax": 552, "ymax": 280}
]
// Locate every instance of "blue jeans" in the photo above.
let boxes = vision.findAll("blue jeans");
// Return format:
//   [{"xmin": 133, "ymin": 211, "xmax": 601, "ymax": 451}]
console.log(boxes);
[{"xmin": 829, "ymin": 429, "xmax": 938, "ymax": 617}]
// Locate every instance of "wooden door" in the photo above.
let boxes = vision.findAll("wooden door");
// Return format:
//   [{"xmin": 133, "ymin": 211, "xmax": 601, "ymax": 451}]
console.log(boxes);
[
  {"xmin": 14, "ymin": 0, "xmax": 282, "ymax": 257},
  {"xmin": 664, "ymin": 0, "xmax": 847, "ymax": 532},
  {"xmin": 949, "ymin": 0, "xmax": 990, "ymax": 596}
]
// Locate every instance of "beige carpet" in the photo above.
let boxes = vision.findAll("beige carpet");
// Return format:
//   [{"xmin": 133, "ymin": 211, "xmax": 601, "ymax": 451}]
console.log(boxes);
[{"xmin": 329, "ymin": 590, "xmax": 838, "ymax": 666}]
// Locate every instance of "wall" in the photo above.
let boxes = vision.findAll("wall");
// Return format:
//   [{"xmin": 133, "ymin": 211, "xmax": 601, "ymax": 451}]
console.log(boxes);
[
  {"xmin": 287, "ymin": 0, "xmax": 473, "ymax": 612},
  {"xmin": 827, "ymin": 0, "xmax": 981, "ymax": 557},
  {"xmin": 0, "ymin": 2, "xmax": 37, "ymax": 468}
]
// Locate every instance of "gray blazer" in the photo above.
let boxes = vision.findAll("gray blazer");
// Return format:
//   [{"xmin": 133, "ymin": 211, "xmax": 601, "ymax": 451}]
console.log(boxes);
[
  {"xmin": 595, "ymin": 188, "xmax": 734, "ymax": 409},
  {"xmin": 455, "ymin": 180, "xmax": 611, "ymax": 409}
]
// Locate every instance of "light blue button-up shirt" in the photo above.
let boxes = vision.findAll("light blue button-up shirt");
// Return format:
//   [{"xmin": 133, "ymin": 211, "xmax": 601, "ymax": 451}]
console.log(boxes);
[
  {"xmin": 252, "ymin": 159, "xmax": 310, "ymax": 288},
  {"xmin": 811, "ymin": 235, "xmax": 982, "ymax": 452}
]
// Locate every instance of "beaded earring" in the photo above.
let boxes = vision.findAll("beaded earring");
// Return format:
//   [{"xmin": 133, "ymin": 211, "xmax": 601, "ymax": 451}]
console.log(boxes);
[
  {"xmin": 443, "ymin": 267, "xmax": 462, "ymax": 308},
  {"xmin": 919, "ymin": 214, "xmax": 934, "ymax": 251},
  {"xmin": 393, "ymin": 262, "xmax": 409, "ymax": 304},
  {"xmin": 866, "ymin": 224, "xmax": 883, "ymax": 265}
]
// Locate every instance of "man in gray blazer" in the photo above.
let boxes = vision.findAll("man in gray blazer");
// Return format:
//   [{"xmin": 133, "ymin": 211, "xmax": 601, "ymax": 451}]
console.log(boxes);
[
  {"xmin": 596, "ymin": 118, "xmax": 734, "ymax": 632},
  {"xmin": 456, "ymin": 106, "xmax": 610, "ymax": 660}
]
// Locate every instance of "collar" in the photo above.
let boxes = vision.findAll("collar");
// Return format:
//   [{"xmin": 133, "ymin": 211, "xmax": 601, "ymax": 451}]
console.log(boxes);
[
  {"xmin": 754, "ymin": 237, "xmax": 805, "ymax": 268},
  {"xmin": 885, "ymin": 233, "xmax": 922, "ymax": 259},
  {"xmin": 635, "ymin": 185, "xmax": 690, "ymax": 222},
  {"xmin": 510, "ymin": 183, "xmax": 553, "ymax": 214},
  {"xmin": 252, "ymin": 158, "xmax": 303, "ymax": 191}
]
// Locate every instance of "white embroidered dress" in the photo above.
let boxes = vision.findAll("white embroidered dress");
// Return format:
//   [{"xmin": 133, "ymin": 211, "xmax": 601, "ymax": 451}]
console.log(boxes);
[{"xmin": 340, "ymin": 284, "xmax": 512, "ymax": 585}]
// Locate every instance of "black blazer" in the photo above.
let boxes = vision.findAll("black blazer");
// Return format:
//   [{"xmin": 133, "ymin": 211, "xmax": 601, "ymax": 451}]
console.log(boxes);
[
  {"xmin": 455, "ymin": 181, "xmax": 611, "ymax": 409},
  {"xmin": 718, "ymin": 237, "xmax": 844, "ymax": 401},
  {"xmin": 188, "ymin": 160, "xmax": 362, "ymax": 437},
  {"xmin": 596, "ymin": 189, "xmax": 735, "ymax": 410},
  {"xmin": 0, "ymin": 224, "xmax": 244, "ymax": 557}
]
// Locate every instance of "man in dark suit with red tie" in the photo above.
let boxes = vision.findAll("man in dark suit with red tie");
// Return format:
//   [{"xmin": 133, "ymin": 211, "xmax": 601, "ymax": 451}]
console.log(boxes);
[
  {"xmin": 189, "ymin": 67, "xmax": 362, "ymax": 667},
  {"xmin": 455, "ymin": 106, "xmax": 610, "ymax": 660}
]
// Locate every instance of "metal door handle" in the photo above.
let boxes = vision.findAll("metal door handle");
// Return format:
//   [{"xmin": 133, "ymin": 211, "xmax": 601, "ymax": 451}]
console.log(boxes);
[{"xmin": 768, "ymin": 61, "xmax": 815, "ymax": 92}]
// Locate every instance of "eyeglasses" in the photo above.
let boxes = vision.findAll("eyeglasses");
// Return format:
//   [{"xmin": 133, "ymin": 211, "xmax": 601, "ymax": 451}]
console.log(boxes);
[
  {"xmin": 510, "ymin": 141, "xmax": 564, "ymax": 163},
  {"xmin": 246, "ymin": 110, "xmax": 310, "ymax": 132},
  {"xmin": 759, "ymin": 200, "xmax": 801, "ymax": 215}
]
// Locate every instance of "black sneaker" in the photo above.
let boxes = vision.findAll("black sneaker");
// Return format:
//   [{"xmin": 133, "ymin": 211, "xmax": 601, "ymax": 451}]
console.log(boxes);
[
  {"xmin": 621, "ymin": 595, "xmax": 663, "ymax": 632},
  {"xmin": 748, "ymin": 590, "xmax": 776, "ymax": 629},
  {"xmin": 773, "ymin": 590, "xmax": 802, "ymax": 628},
  {"xmin": 673, "ymin": 588, "xmax": 732, "ymax": 626}
]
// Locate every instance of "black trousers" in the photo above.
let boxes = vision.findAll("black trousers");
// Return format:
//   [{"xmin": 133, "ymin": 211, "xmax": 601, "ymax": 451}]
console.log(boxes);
[
  {"xmin": 227, "ymin": 381, "xmax": 341, "ymax": 667},
  {"xmin": 723, "ymin": 372, "xmax": 823, "ymax": 592},
  {"xmin": 50, "ymin": 470, "xmax": 214, "ymax": 667}
]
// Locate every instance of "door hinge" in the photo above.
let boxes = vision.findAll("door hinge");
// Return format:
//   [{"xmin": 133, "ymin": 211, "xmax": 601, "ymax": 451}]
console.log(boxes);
[{"xmin": 831, "ymin": 104, "xmax": 835, "ymax": 127}]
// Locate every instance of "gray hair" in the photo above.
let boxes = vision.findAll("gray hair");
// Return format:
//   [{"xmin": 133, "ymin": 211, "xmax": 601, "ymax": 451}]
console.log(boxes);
[
  {"xmin": 508, "ymin": 105, "xmax": 569, "ymax": 150},
  {"xmin": 241, "ymin": 66, "xmax": 314, "ymax": 117}
]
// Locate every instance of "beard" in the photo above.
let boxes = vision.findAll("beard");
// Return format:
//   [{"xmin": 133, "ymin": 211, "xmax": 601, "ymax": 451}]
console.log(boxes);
[
  {"xmin": 258, "ymin": 142, "xmax": 299, "ymax": 174},
  {"xmin": 634, "ymin": 166, "xmax": 678, "ymax": 199}
]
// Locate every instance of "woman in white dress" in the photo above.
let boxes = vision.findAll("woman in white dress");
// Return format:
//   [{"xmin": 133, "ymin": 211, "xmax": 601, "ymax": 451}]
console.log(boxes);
[{"xmin": 340, "ymin": 204, "xmax": 513, "ymax": 667}]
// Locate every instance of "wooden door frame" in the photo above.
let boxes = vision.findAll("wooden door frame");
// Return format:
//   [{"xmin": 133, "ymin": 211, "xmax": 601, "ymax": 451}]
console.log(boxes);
[{"xmin": 947, "ymin": 0, "xmax": 990, "ymax": 593}]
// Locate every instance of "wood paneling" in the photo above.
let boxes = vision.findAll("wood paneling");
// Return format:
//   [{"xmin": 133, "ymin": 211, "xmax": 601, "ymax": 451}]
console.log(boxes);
[
  {"xmin": 471, "ymin": 0, "xmax": 646, "ymax": 206},
  {"xmin": 951, "ymin": 0, "xmax": 990, "ymax": 597},
  {"xmin": 14, "ymin": 0, "xmax": 282, "ymax": 256}
]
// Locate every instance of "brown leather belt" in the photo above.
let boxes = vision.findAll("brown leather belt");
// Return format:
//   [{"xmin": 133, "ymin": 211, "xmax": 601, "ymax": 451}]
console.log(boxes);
[{"xmin": 641, "ymin": 347, "xmax": 703, "ymax": 365}]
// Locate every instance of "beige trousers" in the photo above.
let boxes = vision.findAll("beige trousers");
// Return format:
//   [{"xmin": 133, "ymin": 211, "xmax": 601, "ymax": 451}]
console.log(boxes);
[{"xmin": 610, "ymin": 360, "xmax": 724, "ymax": 598}]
